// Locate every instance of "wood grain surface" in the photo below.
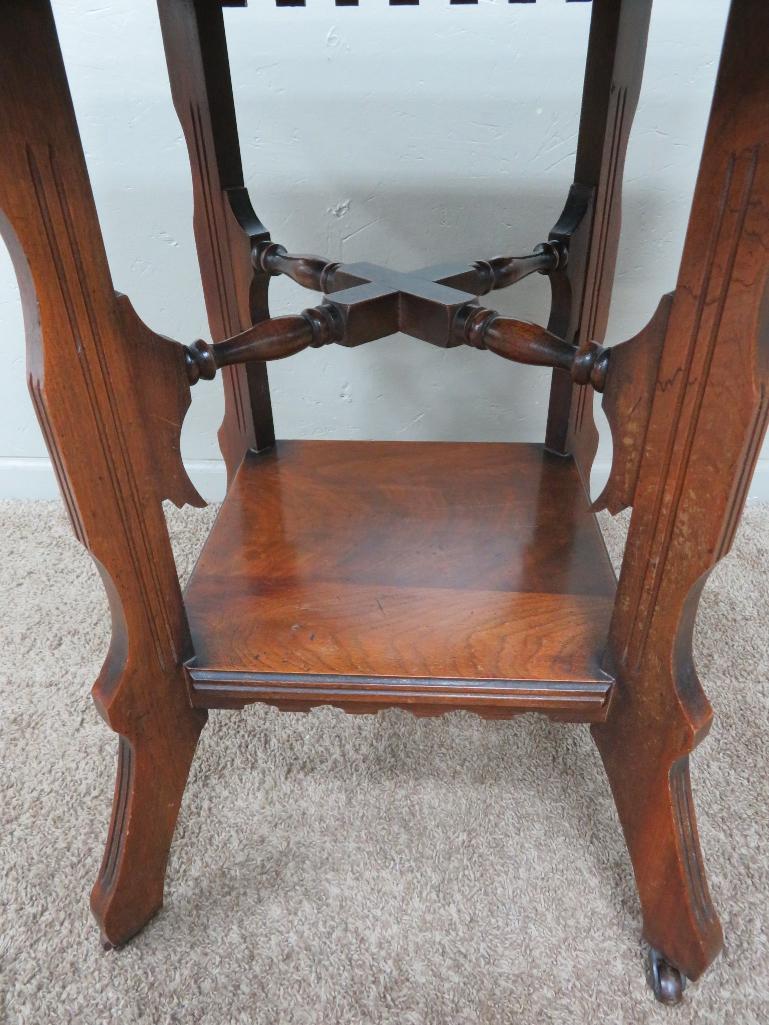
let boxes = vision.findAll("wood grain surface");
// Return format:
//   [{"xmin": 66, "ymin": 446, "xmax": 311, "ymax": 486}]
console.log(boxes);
[
  {"xmin": 593, "ymin": 0, "xmax": 769, "ymax": 986},
  {"xmin": 185, "ymin": 441, "xmax": 616, "ymax": 716}
]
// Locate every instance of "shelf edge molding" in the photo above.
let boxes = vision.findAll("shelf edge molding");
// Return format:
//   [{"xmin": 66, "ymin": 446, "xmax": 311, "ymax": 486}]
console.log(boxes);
[{"xmin": 187, "ymin": 668, "xmax": 615, "ymax": 722}]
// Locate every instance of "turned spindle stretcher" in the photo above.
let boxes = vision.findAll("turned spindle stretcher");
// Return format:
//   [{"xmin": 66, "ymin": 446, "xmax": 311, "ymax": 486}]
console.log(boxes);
[{"xmin": 1, "ymin": 0, "xmax": 767, "ymax": 1007}]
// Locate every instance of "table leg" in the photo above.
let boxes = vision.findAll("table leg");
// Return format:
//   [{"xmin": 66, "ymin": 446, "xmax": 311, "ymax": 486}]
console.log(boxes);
[
  {"xmin": 545, "ymin": 0, "xmax": 653, "ymax": 488},
  {"xmin": 158, "ymin": 0, "xmax": 276, "ymax": 485},
  {"xmin": 0, "ymin": 0, "xmax": 206, "ymax": 947},
  {"xmin": 594, "ymin": 0, "xmax": 769, "ymax": 997}
]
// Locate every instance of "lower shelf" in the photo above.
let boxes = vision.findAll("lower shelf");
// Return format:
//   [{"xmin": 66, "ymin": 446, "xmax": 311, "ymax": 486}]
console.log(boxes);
[{"xmin": 184, "ymin": 440, "xmax": 616, "ymax": 720}]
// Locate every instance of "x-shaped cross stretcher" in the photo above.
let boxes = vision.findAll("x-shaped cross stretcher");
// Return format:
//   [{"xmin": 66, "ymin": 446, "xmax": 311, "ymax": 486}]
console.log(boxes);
[{"xmin": 185, "ymin": 240, "xmax": 609, "ymax": 391}]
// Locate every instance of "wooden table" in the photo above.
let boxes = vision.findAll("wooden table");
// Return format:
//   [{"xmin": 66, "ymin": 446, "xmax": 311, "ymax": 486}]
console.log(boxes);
[{"xmin": 1, "ymin": 0, "xmax": 766, "ymax": 1006}]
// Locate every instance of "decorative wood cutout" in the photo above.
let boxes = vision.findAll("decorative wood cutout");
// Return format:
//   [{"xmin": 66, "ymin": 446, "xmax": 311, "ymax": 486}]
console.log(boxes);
[
  {"xmin": 116, "ymin": 295, "xmax": 205, "ymax": 510},
  {"xmin": 592, "ymin": 293, "xmax": 673, "ymax": 515}
]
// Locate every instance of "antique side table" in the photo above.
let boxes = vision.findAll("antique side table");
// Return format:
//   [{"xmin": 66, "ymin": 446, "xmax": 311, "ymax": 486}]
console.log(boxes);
[{"xmin": 1, "ymin": 0, "xmax": 766, "ymax": 1006}]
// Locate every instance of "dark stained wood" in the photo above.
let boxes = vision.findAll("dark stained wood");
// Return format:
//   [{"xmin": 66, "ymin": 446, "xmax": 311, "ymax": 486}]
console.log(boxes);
[
  {"xmin": 325, "ymin": 262, "xmax": 480, "ymax": 348},
  {"xmin": 545, "ymin": 0, "xmax": 653, "ymax": 489},
  {"xmin": 258, "ymin": 241, "xmax": 560, "ymax": 299},
  {"xmin": 157, "ymin": 0, "xmax": 275, "ymax": 485},
  {"xmin": 4, "ymin": 0, "xmax": 767, "ymax": 1004},
  {"xmin": 0, "ymin": 0, "xmax": 206, "ymax": 949},
  {"xmin": 190, "ymin": 671, "xmax": 612, "ymax": 719},
  {"xmin": 430, "ymin": 243, "xmax": 560, "ymax": 295},
  {"xmin": 185, "ymin": 440, "xmax": 617, "ymax": 717},
  {"xmin": 185, "ymin": 293, "xmax": 605, "ymax": 383},
  {"xmin": 186, "ymin": 245, "xmax": 604, "ymax": 378},
  {"xmin": 458, "ymin": 306, "xmax": 608, "ymax": 387},
  {"xmin": 258, "ymin": 242, "xmax": 342, "ymax": 292},
  {"xmin": 185, "ymin": 305, "xmax": 343, "ymax": 381},
  {"xmin": 593, "ymin": 0, "xmax": 769, "ymax": 986},
  {"xmin": 320, "ymin": 253, "xmax": 563, "ymax": 349}
]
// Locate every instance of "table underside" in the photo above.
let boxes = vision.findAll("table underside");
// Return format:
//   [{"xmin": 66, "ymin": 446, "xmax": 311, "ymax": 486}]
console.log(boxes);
[{"xmin": 184, "ymin": 440, "xmax": 616, "ymax": 719}]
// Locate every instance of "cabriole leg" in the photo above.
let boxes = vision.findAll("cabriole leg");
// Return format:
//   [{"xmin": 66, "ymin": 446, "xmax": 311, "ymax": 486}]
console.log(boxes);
[
  {"xmin": 594, "ymin": 0, "xmax": 769, "ymax": 999},
  {"xmin": 0, "ymin": 1, "xmax": 206, "ymax": 946}
]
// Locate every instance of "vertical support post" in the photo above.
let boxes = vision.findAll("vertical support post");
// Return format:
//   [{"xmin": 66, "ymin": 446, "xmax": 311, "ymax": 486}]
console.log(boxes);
[
  {"xmin": 545, "ymin": 0, "xmax": 653, "ymax": 486},
  {"xmin": 157, "ymin": 0, "xmax": 275, "ymax": 485},
  {"xmin": 594, "ymin": 0, "xmax": 769, "ymax": 986},
  {"xmin": 0, "ymin": 0, "xmax": 206, "ymax": 946}
]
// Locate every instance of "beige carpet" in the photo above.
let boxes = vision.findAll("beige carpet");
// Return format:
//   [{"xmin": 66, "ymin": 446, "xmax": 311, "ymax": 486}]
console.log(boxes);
[{"xmin": 1, "ymin": 498, "xmax": 768, "ymax": 1024}]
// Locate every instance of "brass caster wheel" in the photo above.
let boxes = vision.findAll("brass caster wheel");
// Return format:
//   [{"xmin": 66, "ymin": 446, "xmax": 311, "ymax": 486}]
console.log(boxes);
[{"xmin": 648, "ymin": 948, "xmax": 686, "ymax": 1005}]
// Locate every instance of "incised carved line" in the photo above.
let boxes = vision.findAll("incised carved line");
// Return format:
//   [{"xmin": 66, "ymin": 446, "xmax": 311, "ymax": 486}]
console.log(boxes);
[
  {"xmin": 28, "ymin": 375, "xmax": 86, "ymax": 546},
  {"xmin": 28, "ymin": 144, "xmax": 177, "ymax": 667},
  {"xmin": 670, "ymin": 759, "xmax": 717, "ymax": 933},
  {"xmin": 626, "ymin": 147, "xmax": 759, "ymax": 670}
]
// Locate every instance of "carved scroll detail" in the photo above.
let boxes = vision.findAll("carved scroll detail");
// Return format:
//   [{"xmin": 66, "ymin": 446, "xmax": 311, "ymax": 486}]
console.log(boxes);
[{"xmin": 116, "ymin": 296, "xmax": 205, "ymax": 510}]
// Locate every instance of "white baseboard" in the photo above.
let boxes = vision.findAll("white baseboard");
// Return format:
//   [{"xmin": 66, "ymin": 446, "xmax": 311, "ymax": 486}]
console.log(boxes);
[
  {"xmin": 2, "ymin": 455, "xmax": 769, "ymax": 503},
  {"xmin": 0, "ymin": 457, "xmax": 229, "ymax": 502}
]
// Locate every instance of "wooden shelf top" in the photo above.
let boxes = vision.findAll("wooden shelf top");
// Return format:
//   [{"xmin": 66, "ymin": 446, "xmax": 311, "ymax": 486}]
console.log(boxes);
[{"xmin": 185, "ymin": 440, "xmax": 616, "ymax": 718}]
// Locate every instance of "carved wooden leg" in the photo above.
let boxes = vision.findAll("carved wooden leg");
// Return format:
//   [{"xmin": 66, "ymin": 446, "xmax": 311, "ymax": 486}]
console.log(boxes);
[
  {"xmin": 594, "ymin": 0, "xmax": 769, "ymax": 998},
  {"xmin": 91, "ymin": 714, "xmax": 203, "ymax": 947},
  {"xmin": 157, "ymin": 0, "xmax": 275, "ymax": 485},
  {"xmin": 0, "ymin": 1, "xmax": 206, "ymax": 946},
  {"xmin": 594, "ymin": 706, "xmax": 723, "ymax": 997},
  {"xmin": 545, "ymin": 0, "xmax": 653, "ymax": 484}
]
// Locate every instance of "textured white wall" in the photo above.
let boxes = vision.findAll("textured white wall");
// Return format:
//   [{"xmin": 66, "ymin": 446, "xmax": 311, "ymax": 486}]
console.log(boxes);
[{"xmin": 1, "ymin": 0, "xmax": 744, "ymax": 501}]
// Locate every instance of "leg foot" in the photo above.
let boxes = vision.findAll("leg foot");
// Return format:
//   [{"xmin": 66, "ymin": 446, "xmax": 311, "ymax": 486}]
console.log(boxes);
[
  {"xmin": 593, "ymin": 716, "xmax": 723, "ymax": 981},
  {"xmin": 90, "ymin": 704, "xmax": 205, "ymax": 947},
  {"xmin": 648, "ymin": 948, "xmax": 686, "ymax": 1005}
]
